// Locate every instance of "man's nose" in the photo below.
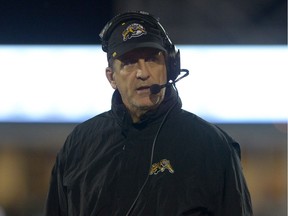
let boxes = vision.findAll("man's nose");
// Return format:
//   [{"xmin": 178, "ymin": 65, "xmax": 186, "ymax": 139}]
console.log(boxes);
[{"xmin": 136, "ymin": 59, "xmax": 150, "ymax": 80}]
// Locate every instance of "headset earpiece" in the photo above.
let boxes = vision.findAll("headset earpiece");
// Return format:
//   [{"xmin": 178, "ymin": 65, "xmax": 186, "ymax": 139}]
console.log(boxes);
[{"xmin": 166, "ymin": 45, "xmax": 180, "ymax": 81}]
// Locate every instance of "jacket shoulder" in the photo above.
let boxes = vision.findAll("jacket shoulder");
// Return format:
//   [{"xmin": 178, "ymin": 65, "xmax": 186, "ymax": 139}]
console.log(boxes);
[{"xmin": 174, "ymin": 109, "xmax": 241, "ymax": 158}]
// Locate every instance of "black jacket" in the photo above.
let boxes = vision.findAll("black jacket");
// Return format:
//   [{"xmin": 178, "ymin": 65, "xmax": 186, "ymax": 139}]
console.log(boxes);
[{"xmin": 45, "ymin": 88, "xmax": 253, "ymax": 216}]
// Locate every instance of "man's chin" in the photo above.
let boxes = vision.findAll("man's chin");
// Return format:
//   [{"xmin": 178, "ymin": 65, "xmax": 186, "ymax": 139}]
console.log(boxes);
[{"xmin": 141, "ymin": 94, "xmax": 163, "ymax": 105}]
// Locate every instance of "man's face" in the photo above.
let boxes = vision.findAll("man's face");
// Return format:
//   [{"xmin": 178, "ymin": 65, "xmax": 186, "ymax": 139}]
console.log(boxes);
[{"xmin": 108, "ymin": 48, "xmax": 167, "ymax": 116}]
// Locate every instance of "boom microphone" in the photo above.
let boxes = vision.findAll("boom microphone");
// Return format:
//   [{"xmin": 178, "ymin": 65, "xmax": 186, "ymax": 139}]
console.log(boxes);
[
  {"xmin": 150, "ymin": 83, "xmax": 170, "ymax": 94},
  {"xmin": 150, "ymin": 69, "xmax": 189, "ymax": 94}
]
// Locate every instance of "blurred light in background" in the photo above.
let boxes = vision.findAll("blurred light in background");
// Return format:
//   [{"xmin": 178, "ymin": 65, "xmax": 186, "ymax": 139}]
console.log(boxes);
[{"xmin": 0, "ymin": 45, "xmax": 287, "ymax": 123}]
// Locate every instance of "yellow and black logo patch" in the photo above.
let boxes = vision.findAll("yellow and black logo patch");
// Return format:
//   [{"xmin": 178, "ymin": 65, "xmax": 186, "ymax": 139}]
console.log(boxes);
[
  {"xmin": 149, "ymin": 159, "xmax": 175, "ymax": 175},
  {"xmin": 122, "ymin": 23, "xmax": 147, "ymax": 41}
]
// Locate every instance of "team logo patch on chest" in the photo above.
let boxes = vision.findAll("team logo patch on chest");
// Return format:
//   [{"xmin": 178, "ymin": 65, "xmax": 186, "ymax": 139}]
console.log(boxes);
[
  {"xmin": 122, "ymin": 23, "xmax": 147, "ymax": 41},
  {"xmin": 149, "ymin": 159, "xmax": 174, "ymax": 175}
]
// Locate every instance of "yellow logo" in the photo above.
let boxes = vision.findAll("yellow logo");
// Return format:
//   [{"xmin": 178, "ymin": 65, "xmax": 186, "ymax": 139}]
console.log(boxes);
[
  {"xmin": 149, "ymin": 159, "xmax": 175, "ymax": 175},
  {"xmin": 122, "ymin": 23, "xmax": 147, "ymax": 41}
]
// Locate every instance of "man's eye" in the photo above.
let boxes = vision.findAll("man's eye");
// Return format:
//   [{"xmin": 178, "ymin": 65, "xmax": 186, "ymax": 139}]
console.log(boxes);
[{"xmin": 122, "ymin": 59, "xmax": 137, "ymax": 66}]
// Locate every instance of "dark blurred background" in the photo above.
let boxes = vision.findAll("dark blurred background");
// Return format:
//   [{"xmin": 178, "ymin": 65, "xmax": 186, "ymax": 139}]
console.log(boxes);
[
  {"xmin": 0, "ymin": 0, "xmax": 287, "ymax": 216},
  {"xmin": 0, "ymin": 0, "xmax": 286, "ymax": 44}
]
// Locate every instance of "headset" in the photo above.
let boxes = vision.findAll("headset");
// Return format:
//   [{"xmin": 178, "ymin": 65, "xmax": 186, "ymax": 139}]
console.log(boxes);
[{"xmin": 99, "ymin": 11, "xmax": 181, "ymax": 82}]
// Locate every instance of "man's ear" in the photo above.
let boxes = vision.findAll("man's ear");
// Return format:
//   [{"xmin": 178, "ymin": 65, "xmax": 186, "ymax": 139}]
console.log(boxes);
[{"xmin": 106, "ymin": 67, "xmax": 117, "ymax": 89}]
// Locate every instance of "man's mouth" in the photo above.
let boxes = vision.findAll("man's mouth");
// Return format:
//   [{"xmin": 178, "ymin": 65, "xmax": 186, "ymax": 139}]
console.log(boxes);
[{"xmin": 136, "ymin": 86, "xmax": 151, "ymax": 94}]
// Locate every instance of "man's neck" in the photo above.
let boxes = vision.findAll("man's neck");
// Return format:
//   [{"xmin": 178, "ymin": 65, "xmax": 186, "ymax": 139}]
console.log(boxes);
[{"xmin": 128, "ymin": 107, "xmax": 149, "ymax": 123}]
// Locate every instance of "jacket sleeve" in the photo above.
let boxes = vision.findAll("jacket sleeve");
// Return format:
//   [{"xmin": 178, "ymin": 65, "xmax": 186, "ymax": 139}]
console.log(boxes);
[
  {"xmin": 215, "ymin": 141, "xmax": 253, "ymax": 216},
  {"xmin": 44, "ymin": 148, "xmax": 68, "ymax": 216}
]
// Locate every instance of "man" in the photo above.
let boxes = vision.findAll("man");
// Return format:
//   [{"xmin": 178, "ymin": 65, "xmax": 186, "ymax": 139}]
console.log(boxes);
[{"xmin": 45, "ymin": 11, "xmax": 253, "ymax": 215}]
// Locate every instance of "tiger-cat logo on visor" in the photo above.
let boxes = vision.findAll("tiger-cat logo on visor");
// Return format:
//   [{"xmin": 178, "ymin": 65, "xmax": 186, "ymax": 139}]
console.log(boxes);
[{"xmin": 122, "ymin": 23, "xmax": 147, "ymax": 41}]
